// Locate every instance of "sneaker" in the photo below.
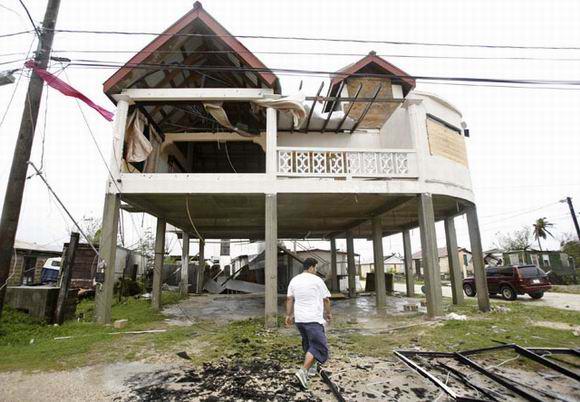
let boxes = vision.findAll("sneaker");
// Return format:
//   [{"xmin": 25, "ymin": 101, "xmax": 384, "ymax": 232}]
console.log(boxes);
[
  {"xmin": 295, "ymin": 368, "xmax": 309, "ymax": 389},
  {"xmin": 307, "ymin": 362, "xmax": 318, "ymax": 377}
]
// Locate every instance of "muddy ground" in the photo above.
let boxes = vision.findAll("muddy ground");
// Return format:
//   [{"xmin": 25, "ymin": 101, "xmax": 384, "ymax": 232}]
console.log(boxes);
[{"xmin": 1, "ymin": 294, "xmax": 578, "ymax": 401}]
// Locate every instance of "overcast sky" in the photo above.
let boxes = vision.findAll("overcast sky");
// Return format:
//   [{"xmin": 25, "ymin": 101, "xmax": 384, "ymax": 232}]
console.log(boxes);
[{"xmin": 1, "ymin": 0, "xmax": 579, "ymax": 262}]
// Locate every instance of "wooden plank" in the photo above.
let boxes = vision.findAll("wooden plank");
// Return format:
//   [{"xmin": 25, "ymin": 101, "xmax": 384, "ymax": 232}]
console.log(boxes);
[
  {"xmin": 54, "ymin": 232, "xmax": 79, "ymax": 325},
  {"xmin": 118, "ymin": 88, "xmax": 273, "ymax": 102},
  {"xmin": 426, "ymin": 117, "xmax": 468, "ymax": 166}
]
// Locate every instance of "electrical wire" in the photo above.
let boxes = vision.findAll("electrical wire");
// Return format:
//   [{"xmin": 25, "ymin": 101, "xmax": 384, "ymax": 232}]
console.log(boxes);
[
  {"xmin": 0, "ymin": 37, "xmax": 36, "ymax": 129},
  {"xmin": 0, "ymin": 29, "xmax": 33, "ymax": 38},
  {"xmin": 27, "ymin": 161, "xmax": 100, "ymax": 257},
  {"xmin": 61, "ymin": 59, "xmax": 580, "ymax": 88},
  {"xmin": 0, "ymin": 48, "xmax": 574, "ymax": 62},
  {"xmin": 46, "ymin": 28, "xmax": 580, "ymax": 50},
  {"xmin": 17, "ymin": 0, "xmax": 40, "ymax": 38},
  {"xmin": 185, "ymin": 195, "xmax": 204, "ymax": 242}
]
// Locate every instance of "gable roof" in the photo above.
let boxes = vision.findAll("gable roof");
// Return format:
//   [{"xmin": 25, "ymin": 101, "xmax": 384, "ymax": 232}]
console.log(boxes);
[
  {"xmin": 103, "ymin": 1, "xmax": 279, "ymax": 97},
  {"xmin": 330, "ymin": 52, "xmax": 415, "ymax": 96},
  {"xmin": 412, "ymin": 247, "xmax": 471, "ymax": 260}
]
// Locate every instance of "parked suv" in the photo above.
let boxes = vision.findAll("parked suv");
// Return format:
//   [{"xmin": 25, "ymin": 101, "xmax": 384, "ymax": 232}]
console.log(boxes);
[{"xmin": 463, "ymin": 265, "xmax": 551, "ymax": 301}]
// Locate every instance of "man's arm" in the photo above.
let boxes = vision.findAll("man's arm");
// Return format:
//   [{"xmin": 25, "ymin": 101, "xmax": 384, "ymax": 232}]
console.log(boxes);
[
  {"xmin": 323, "ymin": 298, "xmax": 332, "ymax": 322},
  {"xmin": 285, "ymin": 296, "xmax": 294, "ymax": 326}
]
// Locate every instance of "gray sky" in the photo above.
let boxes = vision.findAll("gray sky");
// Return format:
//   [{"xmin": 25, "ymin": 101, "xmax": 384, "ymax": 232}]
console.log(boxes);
[{"xmin": 1, "ymin": 0, "xmax": 579, "ymax": 262}]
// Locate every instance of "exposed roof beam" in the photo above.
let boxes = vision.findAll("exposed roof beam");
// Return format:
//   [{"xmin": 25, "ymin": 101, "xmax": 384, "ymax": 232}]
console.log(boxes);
[{"xmin": 350, "ymin": 84, "xmax": 382, "ymax": 133}]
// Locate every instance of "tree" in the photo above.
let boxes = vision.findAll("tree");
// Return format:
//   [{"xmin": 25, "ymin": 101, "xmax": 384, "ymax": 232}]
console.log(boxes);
[
  {"xmin": 80, "ymin": 215, "xmax": 102, "ymax": 244},
  {"xmin": 532, "ymin": 217, "xmax": 554, "ymax": 251},
  {"xmin": 494, "ymin": 227, "xmax": 532, "ymax": 251},
  {"xmin": 561, "ymin": 232, "xmax": 580, "ymax": 265}
]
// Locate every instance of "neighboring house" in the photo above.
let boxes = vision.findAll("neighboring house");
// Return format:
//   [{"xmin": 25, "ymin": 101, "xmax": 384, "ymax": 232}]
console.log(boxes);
[
  {"xmin": 503, "ymin": 249, "xmax": 575, "ymax": 276},
  {"xmin": 62, "ymin": 243, "xmax": 148, "ymax": 288},
  {"xmin": 359, "ymin": 254, "xmax": 405, "ymax": 278},
  {"xmin": 412, "ymin": 247, "xmax": 473, "ymax": 279},
  {"xmin": 8, "ymin": 240, "xmax": 61, "ymax": 286}
]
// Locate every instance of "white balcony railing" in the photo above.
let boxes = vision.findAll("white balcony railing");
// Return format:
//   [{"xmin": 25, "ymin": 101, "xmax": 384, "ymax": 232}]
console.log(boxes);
[{"xmin": 277, "ymin": 147, "xmax": 417, "ymax": 178}]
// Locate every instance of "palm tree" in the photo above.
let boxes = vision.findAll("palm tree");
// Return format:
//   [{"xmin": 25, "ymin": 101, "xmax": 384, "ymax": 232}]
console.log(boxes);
[{"xmin": 533, "ymin": 217, "xmax": 555, "ymax": 251}]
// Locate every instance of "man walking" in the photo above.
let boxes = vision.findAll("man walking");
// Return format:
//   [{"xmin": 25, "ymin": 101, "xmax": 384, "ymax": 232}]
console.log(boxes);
[{"xmin": 285, "ymin": 257, "xmax": 332, "ymax": 389}]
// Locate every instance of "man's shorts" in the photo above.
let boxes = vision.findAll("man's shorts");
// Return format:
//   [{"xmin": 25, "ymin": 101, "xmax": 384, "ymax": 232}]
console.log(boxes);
[{"xmin": 295, "ymin": 322, "xmax": 329, "ymax": 364}]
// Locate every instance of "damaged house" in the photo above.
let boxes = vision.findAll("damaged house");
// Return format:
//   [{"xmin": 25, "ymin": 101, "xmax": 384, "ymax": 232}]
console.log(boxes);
[{"xmin": 92, "ymin": 2, "xmax": 490, "ymax": 326}]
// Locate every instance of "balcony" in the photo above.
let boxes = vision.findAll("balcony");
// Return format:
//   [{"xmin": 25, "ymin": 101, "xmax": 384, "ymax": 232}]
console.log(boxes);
[{"xmin": 277, "ymin": 147, "xmax": 418, "ymax": 178}]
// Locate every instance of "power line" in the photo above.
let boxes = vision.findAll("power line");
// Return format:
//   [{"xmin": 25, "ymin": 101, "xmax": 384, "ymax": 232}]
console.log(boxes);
[
  {"xmin": 17, "ymin": 1, "xmax": 40, "ymax": 38},
  {"xmin": 0, "ymin": 29, "xmax": 32, "ymax": 38},
  {"xmin": 46, "ymin": 28, "xmax": 580, "ymax": 50},
  {"xmin": 0, "ymin": 48, "xmax": 576, "ymax": 62},
  {"xmin": 61, "ymin": 59, "xmax": 580, "ymax": 87}
]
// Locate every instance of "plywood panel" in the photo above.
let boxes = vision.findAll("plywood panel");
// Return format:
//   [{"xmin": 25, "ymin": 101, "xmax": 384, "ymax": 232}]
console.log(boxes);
[
  {"xmin": 426, "ymin": 118, "xmax": 468, "ymax": 166},
  {"xmin": 345, "ymin": 77, "xmax": 399, "ymax": 129}
]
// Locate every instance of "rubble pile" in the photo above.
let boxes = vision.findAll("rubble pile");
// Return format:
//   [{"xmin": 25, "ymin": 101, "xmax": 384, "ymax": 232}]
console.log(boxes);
[{"xmin": 118, "ymin": 359, "xmax": 321, "ymax": 402}]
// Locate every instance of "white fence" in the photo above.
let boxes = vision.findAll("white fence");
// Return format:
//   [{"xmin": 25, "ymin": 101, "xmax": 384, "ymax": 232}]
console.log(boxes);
[{"xmin": 277, "ymin": 147, "xmax": 417, "ymax": 178}]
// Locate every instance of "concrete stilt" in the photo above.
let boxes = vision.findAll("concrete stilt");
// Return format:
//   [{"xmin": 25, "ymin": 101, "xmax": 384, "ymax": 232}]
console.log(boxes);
[
  {"xmin": 151, "ymin": 218, "xmax": 166, "ymax": 311},
  {"xmin": 466, "ymin": 205, "xmax": 490, "ymax": 312},
  {"xmin": 372, "ymin": 217, "xmax": 386, "ymax": 310},
  {"xmin": 330, "ymin": 237, "xmax": 338, "ymax": 292},
  {"xmin": 94, "ymin": 193, "xmax": 120, "ymax": 324},
  {"xmin": 264, "ymin": 193, "xmax": 278, "ymax": 328},
  {"xmin": 418, "ymin": 194, "xmax": 443, "ymax": 318},
  {"xmin": 346, "ymin": 231, "xmax": 356, "ymax": 298},
  {"xmin": 196, "ymin": 239, "xmax": 205, "ymax": 294},
  {"xmin": 444, "ymin": 217, "xmax": 465, "ymax": 305},
  {"xmin": 180, "ymin": 232, "xmax": 190, "ymax": 295},
  {"xmin": 402, "ymin": 229, "xmax": 415, "ymax": 297}
]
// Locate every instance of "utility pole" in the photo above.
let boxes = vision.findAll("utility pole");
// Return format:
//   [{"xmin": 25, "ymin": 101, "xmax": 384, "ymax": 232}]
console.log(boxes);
[
  {"xmin": 564, "ymin": 197, "xmax": 580, "ymax": 241},
  {"xmin": 0, "ymin": 0, "xmax": 62, "ymax": 319},
  {"xmin": 54, "ymin": 232, "xmax": 79, "ymax": 325}
]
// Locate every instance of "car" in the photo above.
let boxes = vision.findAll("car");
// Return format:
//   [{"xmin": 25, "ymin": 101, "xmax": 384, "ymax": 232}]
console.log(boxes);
[
  {"xmin": 463, "ymin": 265, "xmax": 551, "ymax": 301},
  {"xmin": 40, "ymin": 257, "xmax": 61, "ymax": 284}
]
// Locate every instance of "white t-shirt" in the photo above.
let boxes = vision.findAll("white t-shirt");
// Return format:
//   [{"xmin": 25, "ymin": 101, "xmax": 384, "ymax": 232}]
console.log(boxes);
[{"xmin": 287, "ymin": 272, "xmax": 331, "ymax": 324}]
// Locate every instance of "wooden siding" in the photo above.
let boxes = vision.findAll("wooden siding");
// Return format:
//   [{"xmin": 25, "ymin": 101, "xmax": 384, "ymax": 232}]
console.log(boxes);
[{"xmin": 426, "ymin": 117, "xmax": 468, "ymax": 166}]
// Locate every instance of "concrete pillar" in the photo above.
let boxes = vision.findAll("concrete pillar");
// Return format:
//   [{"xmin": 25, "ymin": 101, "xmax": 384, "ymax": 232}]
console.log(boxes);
[
  {"xmin": 444, "ymin": 217, "xmax": 464, "ymax": 305},
  {"xmin": 151, "ymin": 217, "xmax": 166, "ymax": 311},
  {"xmin": 264, "ymin": 193, "xmax": 278, "ymax": 328},
  {"xmin": 180, "ymin": 232, "xmax": 190, "ymax": 296},
  {"xmin": 372, "ymin": 217, "xmax": 386, "ymax": 310},
  {"xmin": 402, "ymin": 229, "xmax": 415, "ymax": 297},
  {"xmin": 418, "ymin": 194, "xmax": 443, "ymax": 318},
  {"xmin": 330, "ymin": 237, "xmax": 338, "ymax": 292},
  {"xmin": 196, "ymin": 239, "xmax": 205, "ymax": 294},
  {"xmin": 466, "ymin": 205, "xmax": 490, "ymax": 312},
  {"xmin": 265, "ymin": 107, "xmax": 277, "ymax": 176},
  {"xmin": 346, "ymin": 231, "xmax": 356, "ymax": 298},
  {"xmin": 94, "ymin": 193, "xmax": 121, "ymax": 324}
]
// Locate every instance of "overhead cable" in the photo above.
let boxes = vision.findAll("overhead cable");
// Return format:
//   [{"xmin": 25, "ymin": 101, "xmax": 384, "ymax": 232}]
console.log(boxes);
[{"xmin": 46, "ymin": 28, "xmax": 580, "ymax": 50}]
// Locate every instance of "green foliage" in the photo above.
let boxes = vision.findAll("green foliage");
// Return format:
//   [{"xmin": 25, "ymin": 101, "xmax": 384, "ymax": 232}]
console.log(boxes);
[
  {"xmin": 0, "ymin": 291, "xmax": 187, "ymax": 372},
  {"xmin": 533, "ymin": 217, "xmax": 555, "ymax": 251},
  {"xmin": 114, "ymin": 278, "xmax": 143, "ymax": 297},
  {"xmin": 561, "ymin": 239, "xmax": 580, "ymax": 264}
]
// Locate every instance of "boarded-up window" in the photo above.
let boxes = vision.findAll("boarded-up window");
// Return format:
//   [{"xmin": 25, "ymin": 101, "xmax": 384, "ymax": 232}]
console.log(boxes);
[{"xmin": 426, "ymin": 116, "xmax": 468, "ymax": 166}]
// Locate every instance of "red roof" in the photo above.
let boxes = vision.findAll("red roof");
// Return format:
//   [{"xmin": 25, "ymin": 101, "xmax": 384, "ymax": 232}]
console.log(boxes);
[
  {"xmin": 103, "ymin": 2, "xmax": 278, "ymax": 95},
  {"xmin": 330, "ymin": 52, "xmax": 415, "ymax": 95}
]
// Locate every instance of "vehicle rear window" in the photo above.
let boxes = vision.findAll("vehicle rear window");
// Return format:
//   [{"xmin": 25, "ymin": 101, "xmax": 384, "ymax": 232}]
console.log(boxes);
[
  {"xmin": 498, "ymin": 267, "xmax": 514, "ymax": 276},
  {"xmin": 51, "ymin": 260, "xmax": 60, "ymax": 267},
  {"xmin": 517, "ymin": 266, "xmax": 546, "ymax": 278}
]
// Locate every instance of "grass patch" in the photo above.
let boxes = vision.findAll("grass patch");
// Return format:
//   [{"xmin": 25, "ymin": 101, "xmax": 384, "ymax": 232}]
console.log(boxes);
[
  {"xmin": 548, "ymin": 284, "xmax": 580, "ymax": 294},
  {"xmin": 0, "ymin": 291, "xmax": 189, "ymax": 372}
]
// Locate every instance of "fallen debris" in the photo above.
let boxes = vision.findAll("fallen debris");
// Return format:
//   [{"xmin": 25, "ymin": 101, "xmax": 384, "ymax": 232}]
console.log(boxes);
[
  {"xmin": 117, "ymin": 359, "xmax": 321, "ymax": 402},
  {"xmin": 114, "ymin": 319, "xmax": 129, "ymax": 329},
  {"xmin": 395, "ymin": 344, "xmax": 580, "ymax": 401},
  {"xmin": 445, "ymin": 312, "xmax": 468, "ymax": 321}
]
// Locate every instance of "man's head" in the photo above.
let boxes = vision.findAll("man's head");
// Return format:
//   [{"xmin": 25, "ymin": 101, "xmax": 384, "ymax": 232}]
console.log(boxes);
[{"xmin": 303, "ymin": 257, "xmax": 318, "ymax": 272}]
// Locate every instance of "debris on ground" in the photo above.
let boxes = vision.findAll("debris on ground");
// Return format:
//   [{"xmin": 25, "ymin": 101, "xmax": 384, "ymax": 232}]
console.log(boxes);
[
  {"xmin": 490, "ymin": 305, "xmax": 511, "ymax": 313},
  {"xmin": 114, "ymin": 319, "xmax": 128, "ymax": 329},
  {"xmin": 117, "ymin": 359, "xmax": 321, "ymax": 402},
  {"xmin": 444, "ymin": 312, "xmax": 468, "ymax": 321}
]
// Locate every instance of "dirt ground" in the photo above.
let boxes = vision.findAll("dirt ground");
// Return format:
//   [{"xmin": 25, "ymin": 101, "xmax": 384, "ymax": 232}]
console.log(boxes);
[{"xmin": 1, "ymin": 294, "xmax": 578, "ymax": 401}]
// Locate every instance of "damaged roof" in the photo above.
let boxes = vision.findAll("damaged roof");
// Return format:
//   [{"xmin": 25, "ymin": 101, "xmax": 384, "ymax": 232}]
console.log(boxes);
[
  {"xmin": 330, "ymin": 52, "xmax": 416, "ymax": 96},
  {"xmin": 103, "ymin": 2, "xmax": 279, "ymax": 98}
]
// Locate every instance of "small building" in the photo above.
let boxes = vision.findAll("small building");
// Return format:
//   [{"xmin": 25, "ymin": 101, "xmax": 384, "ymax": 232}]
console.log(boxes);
[
  {"xmin": 503, "ymin": 249, "xmax": 575, "ymax": 278},
  {"xmin": 8, "ymin": 240, "xmax": 61, "ymax": 286},
  {"xmin": 63, "ymin": 243, "xmax": 148, "ymax": 288},
  {"xmin": 413, "ymin": 247, "xmax": 473, "ymax": 279},
  {"xmin": 359, "ymin": 254, "xmax": 405, "ymax": 278}
]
